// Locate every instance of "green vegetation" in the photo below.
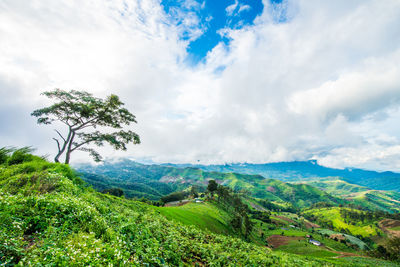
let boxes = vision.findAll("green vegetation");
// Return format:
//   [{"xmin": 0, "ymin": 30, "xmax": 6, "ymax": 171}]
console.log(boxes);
[
  {"xmin": 302, "ymin": 207, "xmax": 381, "ymax": 237},
  {"xmin": 77, "ymin": 160, "xmax": 345, "ymax": 209},
  {"xmin": 77, "ymin": 160, "xmax": 400, "ymax": 213},
  {"xmin": 301, "ymin": 178, "xmax": 400, "ymax": 213},
  {"xmin": 183, "ymin": 161, "xmax": 400, "ymax": 192},
  {"xmin": 2, "ymin": 149, "xmax": 352, "ymax": 266},
  {"xmin": 318, "ymin": 229, "xmax": 367, "ymax": 250},
  {"xmin": 73, "ymin": 158, "xmax": 400, "ymax": 265},
  {"xmin": 301, "ymin": 179, "xmax": 369, "ymax": 196},
  {"xmin": 157, "ymin": 202, "xmax": 233, "ymax": 235},
  {"xmin": 279, "ymin": 241, "xmax": 338, "ymax": 258}
]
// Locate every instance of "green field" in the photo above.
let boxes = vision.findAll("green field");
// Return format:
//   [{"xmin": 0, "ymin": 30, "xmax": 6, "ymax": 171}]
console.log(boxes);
[
  {"xmin": 279, "ymin": 240, "xmax": 339, "ymax": 258},
  {"xmin": 2, "ymin": 154, "xmax": 346, "ymax": 266},
  {"xmin": 156, "ymin": 202, "xmax": 234, "ymax": 235}
]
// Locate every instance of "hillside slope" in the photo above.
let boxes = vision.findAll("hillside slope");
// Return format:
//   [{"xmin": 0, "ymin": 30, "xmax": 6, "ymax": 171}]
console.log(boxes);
[
  {"xmin": 77, "ymin": 160, "xmax": 343, "ymax": 208},
  {"xmin": 1, "ymin": 153, "xmax": 342, "ymax": 266},
  {"xmin": 298, "ymin": 179, "xmax": 400, "ymax": 213},
  {"xmin": 168, "ymin": 160, "xmax": 400, "ymax": 192}
]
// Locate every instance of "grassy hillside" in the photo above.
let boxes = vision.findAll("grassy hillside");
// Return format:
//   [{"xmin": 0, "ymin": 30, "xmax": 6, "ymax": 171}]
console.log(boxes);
[
  {"xmin": 301, "ymin": 179, "xmax": 369, "ymax": 195},
  {"xmin": 156, "ymin": 202, "xmax": 234, "ymax": 235},
  {"xmin": 302, "ymin": 207, "xmax": 382, "ymax": 237},
  {"xmin": 77, "ymin": 160, "xmax": 400, "ymax": 213},
  {"xmin": 169, "ymin": 160, "xmax": 400, "ymax": 192},
  {"xmin": 2, "ymin": 151, "xmax": 353, "ymax": 266},
  {"xmin": 154, "ymin": 197, "xmax": 400, "ymax": 266},
  {"xmin": 77, "ymin": 160, "xmax": 346, "ymax": 209},
  {"xmin": 300, "ymin": 179, "xmax": 400, "ymax": 213}
]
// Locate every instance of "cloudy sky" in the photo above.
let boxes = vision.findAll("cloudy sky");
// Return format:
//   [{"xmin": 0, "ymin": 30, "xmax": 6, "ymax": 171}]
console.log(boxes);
[{"xmin": 1, "ymin": 0, "xmax": 400, "ymax": 171}]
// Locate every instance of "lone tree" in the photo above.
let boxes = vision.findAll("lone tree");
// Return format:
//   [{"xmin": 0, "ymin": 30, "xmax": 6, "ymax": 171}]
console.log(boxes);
[
  {"xmin": 207, "ymin": 179, "xmax": 218, "ymax": 197},
  {"xmin": 31, "ymin": 89, "xmax": 140, "ymax": 164}
]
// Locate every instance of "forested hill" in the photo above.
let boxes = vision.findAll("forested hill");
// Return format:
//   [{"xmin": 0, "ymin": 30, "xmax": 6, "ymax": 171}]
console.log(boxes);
[
  {"xmin": 76, "ymin": 159, "xmax": 400, "ymax": 213},
  {"xmin": 76, "ymin": 159, "xmax": 342, "ymax": 207},
  {"xmin": 165, "ymin": 160, "xmax": 400, "ymax": 192}
]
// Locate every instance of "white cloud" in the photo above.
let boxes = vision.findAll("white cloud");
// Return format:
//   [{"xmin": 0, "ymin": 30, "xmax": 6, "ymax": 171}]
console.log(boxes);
[
  {"xmin": 226, "ymin": 1, "xmax": 239, "ymax": 17},
  {"xmin": 226, "ymin": 1, "xmax": 251, "ymax": 17},
  {"xmin": 238, "ymin": 5, "xmax": 251, "ymax": 14},
  {"xmin": 1, "ymin": 0, "xmax": 400, "ymax": 172}
]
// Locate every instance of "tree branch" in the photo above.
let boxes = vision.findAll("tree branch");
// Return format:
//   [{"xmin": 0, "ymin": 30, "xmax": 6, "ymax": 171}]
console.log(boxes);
[
  {"xmin": 52, "ymin": 138, "xmax": 61, "ymax": 153},
  {"xmin": 72, "ymin": 116, "xmax": 99, "ymax": 131},
  {"xmin": 70, "ymin": 139, "xmax": 94, "ymax": 152},
  {"xmin": 54, "ymin": 129, "xmax": 66, "ymax": 142}
]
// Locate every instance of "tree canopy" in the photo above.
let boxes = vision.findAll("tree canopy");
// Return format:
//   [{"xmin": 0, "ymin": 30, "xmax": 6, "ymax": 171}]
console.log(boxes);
[
  {"xmin": 31, "ymin": 89, "xmax": 140, "ymax": 164},
  {"xmin": 207, "ymin": 180, "xmax": 218, "ymax": 195}
]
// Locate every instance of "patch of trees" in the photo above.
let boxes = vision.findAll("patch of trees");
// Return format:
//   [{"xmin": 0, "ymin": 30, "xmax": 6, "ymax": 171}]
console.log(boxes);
[
  {"xmin": 161, "ymin": 191, "xmax": 190, "ymax": 204},
  {"xmin": 257, "ymin": 199, "xmax": 297, "ymax": 213},
  {"xmin": 207, "ymin": 180, "xmax": 254, "ymax": 239},
  {"xmin": 249, "ymin": 210, "xmax": 271, "ymax": 223},
  {"xmin": 302, "ymin": 213, "xmax": 334, "ymax": 229},
  {"xmin": 133, "ymin": 197, "xmax": 163, "ymax": 207},
  {"xmin": 369, "ymin": 237, "xmax": 400, "ymax": 262},
  {"xmin": 102, "ymin": 187, "xmax": 124, "ymax": 197},
  {"xmin": 311, "ymin": 202, "xmax": 334, "ymax": 208},
  {"xmin": 340, "ymin": 208, "xmax": 388, "ymax": 223}
]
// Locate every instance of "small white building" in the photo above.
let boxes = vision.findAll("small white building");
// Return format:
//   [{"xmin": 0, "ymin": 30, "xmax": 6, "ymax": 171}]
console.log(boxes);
[{"xmin": 309, "ymin": 239, "xmax": 321, "ymax": 246}]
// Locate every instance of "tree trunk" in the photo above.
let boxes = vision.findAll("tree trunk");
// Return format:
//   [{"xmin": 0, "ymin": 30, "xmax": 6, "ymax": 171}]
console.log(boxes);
[
  {"xmin": 64, "ymin": 131, "xmax": 75, "ymax": 164},
  {"xmin": 54, "ymin": 127, "xmax": 72, "ymax": 163}
]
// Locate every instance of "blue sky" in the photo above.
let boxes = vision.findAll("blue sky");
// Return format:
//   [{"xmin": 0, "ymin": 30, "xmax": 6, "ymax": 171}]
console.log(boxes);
[{"xmin": 161, "ymin": 0, "xmax": 264, "ymax": 63}]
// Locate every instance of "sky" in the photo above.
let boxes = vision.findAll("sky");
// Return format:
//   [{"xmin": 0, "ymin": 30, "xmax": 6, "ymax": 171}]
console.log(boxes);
[{"xmin": 1, "ymin": 0, "xmax": 400, "ymax": 171}]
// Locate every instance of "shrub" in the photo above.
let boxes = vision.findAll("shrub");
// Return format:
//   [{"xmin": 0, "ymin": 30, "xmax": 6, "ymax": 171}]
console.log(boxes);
[
  {"xmin": 0, "ymin": 147, "xmax": 14, "ymax": 164},
  {"xmin": 7, "ymin": 147, "xmax": 35, "ymax": 165}
]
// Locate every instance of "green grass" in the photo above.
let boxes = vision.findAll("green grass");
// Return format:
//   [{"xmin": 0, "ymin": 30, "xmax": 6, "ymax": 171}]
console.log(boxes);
[
  {"xmin": 156, "ymin": 202, "xmax": 233, "ymax": 235},
  {"xmin": 267, "ymin": 228, "xmax": 308, "ymax": 237},
  {"xmin": 390, "ymin": 226, "xmax": 400, "ymax": 231},
  {"xmin": 279, "ymin": 240, "xmax": 339, "ymax": 258},
  {"xmin": 3, "ymin": 154, "xmax": 353, "ymax": 266},
  {"xmin": 2, "ymin": 151, "xmax": 399, "ymax": 266},
  {"xmin": 339, "ymin": 257, "xmax": 400, "ymax": 267},
  {"xmin": 252, "ymin": 219, "xmax": 359, "ymax": 254}
]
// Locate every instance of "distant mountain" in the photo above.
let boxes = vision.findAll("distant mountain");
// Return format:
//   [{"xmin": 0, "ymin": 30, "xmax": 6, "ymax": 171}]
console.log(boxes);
[
  {"xmin": 76, "ymin": 159, "xmax": 342, "ymax": 208},
  {"xmin": 296, "ymin": 178, "xmax": 400, "ymax": 213},
  {"xmin": 75, "ymin": 159, "xmax": 400, "ymax": 212},
  {"xmin": 165, "ymin": 160, "xmax": 400, "ymax": 192}
]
